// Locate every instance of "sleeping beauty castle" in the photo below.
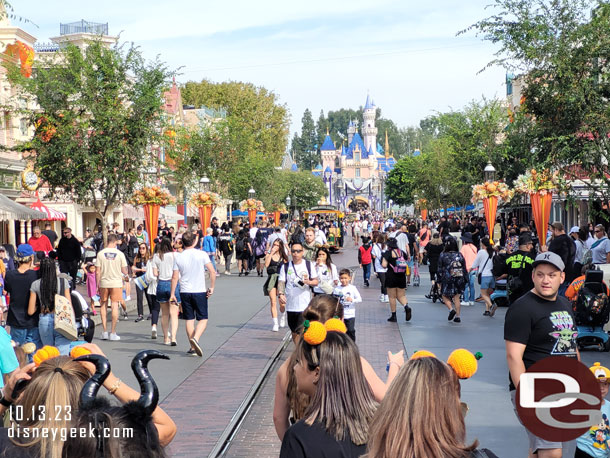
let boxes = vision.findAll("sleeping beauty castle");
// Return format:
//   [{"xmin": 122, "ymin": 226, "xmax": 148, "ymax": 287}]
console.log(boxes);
[{"xmin": 311, "ymin": 94, "xmax": 396, "ymax": 211}]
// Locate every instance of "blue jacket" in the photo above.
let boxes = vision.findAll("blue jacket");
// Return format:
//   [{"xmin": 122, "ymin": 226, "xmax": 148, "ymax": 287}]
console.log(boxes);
[{"xmin": 203, "ymin": 235, "xmax": 216, "ymax": 253}]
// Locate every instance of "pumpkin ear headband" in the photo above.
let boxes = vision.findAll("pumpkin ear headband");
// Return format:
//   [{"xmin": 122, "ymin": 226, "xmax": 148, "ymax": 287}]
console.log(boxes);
[
  {"xmin": 303, "ymin": 318, "xmax": 347, "ymax": 345},
  {"xmin": 32, "ymin": 345, "xmax": 92, "ymax": 367},
  {"xmin": 410, "ymin": 348, "xmax": 483, "ymax": 380}
]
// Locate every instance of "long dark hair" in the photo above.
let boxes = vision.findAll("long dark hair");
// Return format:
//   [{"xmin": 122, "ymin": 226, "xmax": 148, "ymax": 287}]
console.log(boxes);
[
  {"xmin": 443, "ymin": 237, "xmax": 458, "ymax": 253},
  {"xmin": 481, "ymin": 236, "xmax": 495, "ymax": 259},
  {"xmin": 272, "ymin": 239, "xmax": 289, "ymax": 263},
  {"xmin": 158, "ymin": 238, "xmax": 173, "ymax": 260},
  {"xmin": 316, "ymin": 247, "xmax": 333, "ymax": 270},
  {"xmin": 39, "ymin": 257, "xmax": 58, "ymax": 310}
]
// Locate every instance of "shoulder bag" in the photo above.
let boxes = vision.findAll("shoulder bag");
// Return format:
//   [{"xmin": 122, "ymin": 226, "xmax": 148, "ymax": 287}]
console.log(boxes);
[
  {"xmin": 477, "ymin": 253, "xmax": 491, "ymax": 285},
  {"xmin": 54, "ymin": 278, "xmax": 78, "ymax": 340}
]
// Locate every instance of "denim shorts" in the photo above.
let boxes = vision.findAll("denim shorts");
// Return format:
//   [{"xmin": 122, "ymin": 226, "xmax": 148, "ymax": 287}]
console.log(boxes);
[
  {"xmin": 480, "ymin": 276, "xmax": 496, "ymax": 290},
  {"xmin": 156, "ymin": 280, "xmax": 180, "ymax": 303}
]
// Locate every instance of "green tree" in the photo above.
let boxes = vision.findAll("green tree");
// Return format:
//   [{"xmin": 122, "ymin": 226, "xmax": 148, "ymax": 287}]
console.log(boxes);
[
  {"xmin": 315, "ymin": 109, "xmax": 328, "ymax": 148},
  {"xmin": 295, "ymin": 109, "xmax": 319, "ymax": 171},
  {"xmin": 465, "ymin": 0, "xmax": 610, "ymax": 202},
  {"xmin": 6, "ymin": 40, "xmax": 171, "ymax": 241},
  {"xmin": 181, "ymin": 80, "xmax": 289, "ymax": 167}
]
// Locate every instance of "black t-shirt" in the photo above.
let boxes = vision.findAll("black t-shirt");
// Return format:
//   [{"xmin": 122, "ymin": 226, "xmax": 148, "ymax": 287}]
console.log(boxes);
[
  {"xmin": 41, "ymin": 229, "xmax": 57, "ymax": 247},
  {"xmin": 495, "ymin": 250, "xmax": 535, "ymax": 302},
  {"xmin": 548, "ymin": 234, "xmax": 576, "ymax": 280},
  {"xmin": 4, "ymin": 269, "xmax": 39, "ymax": 328},
  {"xmin": 57, "ymin": 236, "xmax": 82, "ymax": 262},
  {"xmin": 504, "ymin": 291, "xmax": 577, "ymax": 390},
  {"xmin": 280, "ymin": 420, "xmax": 366, "ymax": 458}
]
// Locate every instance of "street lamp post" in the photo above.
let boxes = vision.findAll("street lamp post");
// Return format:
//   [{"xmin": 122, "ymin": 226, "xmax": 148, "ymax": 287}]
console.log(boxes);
[
  {"xmin": 248, "ymin": 188, "xmax": 256, "ymax": 199},
  {"xmin": 484, "ymin": 163, "xmax": 496, "ymax": 182},
  {"xmin": 199, "ymin": 175, "xmax": 210, "ymax": 192}
]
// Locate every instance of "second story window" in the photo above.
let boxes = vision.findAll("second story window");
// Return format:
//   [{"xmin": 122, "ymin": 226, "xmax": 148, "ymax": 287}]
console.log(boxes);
[
  {"xmin": 355, "ymin": 168, "xmax": 360, "ymax": 178},
  {"xmin": 19, "ymin": 118, "xmax": 28, "ymax": 136}
]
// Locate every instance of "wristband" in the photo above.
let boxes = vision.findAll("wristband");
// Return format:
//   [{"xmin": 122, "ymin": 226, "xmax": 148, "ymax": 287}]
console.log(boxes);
[
  {"xmin": 0, "ymin": 393, "xmax": 12, "ymax": 407},
  {"xmin": 107, "ymin": 378, "xmax": 122, "ymax": 395}
]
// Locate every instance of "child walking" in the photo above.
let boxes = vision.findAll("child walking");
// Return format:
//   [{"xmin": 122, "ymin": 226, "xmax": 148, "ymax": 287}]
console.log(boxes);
[
  {"xmin": 333, "ymin": 269, "xmax": 362, "ymax": 341},
  {"xmin": 358, "ymin": 236, "xmax": 373, "ymax": 287},
  {"xmin": 576, "ymin": 362, "xmax": 610, "ymax": 457},
  {"xmin": 84, "ymin": 263, "xmax": 98, "ymax": 315}
]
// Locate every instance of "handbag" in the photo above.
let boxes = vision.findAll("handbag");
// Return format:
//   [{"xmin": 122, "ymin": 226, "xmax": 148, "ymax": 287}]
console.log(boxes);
[
  {"xmin": 134, "ymin": 275, "xmax": 149, "ymax": 291},
  {"xmin": 54, "ymin": 279, "xmax": 78, "ymax": 341}
]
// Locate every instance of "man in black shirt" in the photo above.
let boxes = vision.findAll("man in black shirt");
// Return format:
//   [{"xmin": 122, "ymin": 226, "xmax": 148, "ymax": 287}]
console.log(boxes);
[
  {"xmin": 56, "ymin": 227, "xmax": 82, "ymax": 290},
  {"xmin": 42, "ymin": 222, "xmax": 58, "ymax": 247},
  {"xmin": 504, "ymin": 251, "xmax": 578, "ymax": 457},
  {"xmin": 494, "ymin": 234, "xmax": 536, "ymax": 305},
  {"xmin": 546, "ymin": 222, "xmax": 576, "ymax": 295}
]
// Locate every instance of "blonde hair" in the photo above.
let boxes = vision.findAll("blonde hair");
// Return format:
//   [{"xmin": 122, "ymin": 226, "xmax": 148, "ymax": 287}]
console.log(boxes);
[
  {"xmin": 297, "ymin": 332, "xmax": 377, "ymax": 445},
  {"xmin": 365, "ymin": 357, "xmax": 478, "ymax": 458},
  {"xmin": 10, "ymin": 356, "xmax": 90, "ymax": 458}
]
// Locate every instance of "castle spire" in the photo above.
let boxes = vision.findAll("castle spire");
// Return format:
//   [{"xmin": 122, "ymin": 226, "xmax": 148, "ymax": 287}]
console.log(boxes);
[{"xmin": 384, "ymin": 130, "xmax": 390, "ymax": 159}]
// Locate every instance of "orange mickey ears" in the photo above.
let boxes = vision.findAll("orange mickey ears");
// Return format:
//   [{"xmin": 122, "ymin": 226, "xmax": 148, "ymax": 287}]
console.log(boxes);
[
  {"xmin": 447, "ymin": 349, "xmax": 483, "ymax": 379},
  {"xmin": 303, "ymin": 318, "xmax": 347, "ymax": 345},
  {"xmin": 33, "ymin": 346, "xmax": 60, "ymax": 367},
  {"xmin": 70, "ymin": 346, "xmax": 92, "ymax": 359},
  {"xmin": 411, "ymin": 350, "xmax": 437, "ymax": 360}
]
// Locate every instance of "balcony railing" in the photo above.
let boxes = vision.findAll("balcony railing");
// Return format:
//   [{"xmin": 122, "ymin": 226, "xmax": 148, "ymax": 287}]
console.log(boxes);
[
  {"xmin": 33, "ymin": 42, "xmax": 60, "ymax": 52},
  {"xmin": 60, "ymin": 20, "xmax": 108, "ymax": 36}
]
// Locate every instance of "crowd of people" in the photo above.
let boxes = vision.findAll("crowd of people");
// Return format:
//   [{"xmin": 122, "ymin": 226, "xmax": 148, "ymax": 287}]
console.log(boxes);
[{"xmin": 1, "ymin": 208, "xmax": 610, "ymax": 457}]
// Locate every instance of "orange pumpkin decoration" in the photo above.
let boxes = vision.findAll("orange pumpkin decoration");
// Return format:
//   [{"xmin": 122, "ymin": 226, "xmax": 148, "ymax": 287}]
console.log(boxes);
[
  {"xmin": 70, "ymin": 346, "xmax": 92, "ymax": 359},
  {"xmin": 33, "ymin": 345, "xmax": 61, "ymax": 367},
  {"xmin": 303, "ymin": 321, "xmax": 327, "ymax": 345},
  {"xmin": 324, "ymin": 318, "xmax": 347, "ymax": 334},
  {"xmin": 447, "ymin": 349, "xmax": 480, "ymax": 379},
  {"xmin": 410, "ymin": 350, "xmax": 437, "ymax": 360}
]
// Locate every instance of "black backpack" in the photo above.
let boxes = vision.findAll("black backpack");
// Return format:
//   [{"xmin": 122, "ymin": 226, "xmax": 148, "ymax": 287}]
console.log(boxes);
[{"xmin": 236, "ymin": 237, "xmax": 246, "ymax": 253}]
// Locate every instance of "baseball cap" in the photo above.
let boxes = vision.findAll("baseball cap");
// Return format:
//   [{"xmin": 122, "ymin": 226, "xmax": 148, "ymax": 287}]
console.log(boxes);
[
  {"xmin": 532, "ymin": 252, "xmax": 565, "ymax": 272},
  {"xmin": 16, "ymin": 244, "xmax": 34, "ymax": 257},
  {"xmin": 590, "ymin": 362, "xmax": 610, "ymax": 380},
  {"xmin": 569, "ymin": 226, "xmax": 580, "ymax": 235},
  {"xmin": 0, "ymin": 246, "xmax": 5, "ymax": 252}
]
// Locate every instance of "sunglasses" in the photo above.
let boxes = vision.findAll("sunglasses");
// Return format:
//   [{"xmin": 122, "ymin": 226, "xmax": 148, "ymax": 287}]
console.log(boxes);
[
  {"xmin": 596, "ymin": 230, "xmax": 602, "ymax": 233},
  {"xmin": 291, "ymin": 249, "xmax": 303, "ymax": 253}
]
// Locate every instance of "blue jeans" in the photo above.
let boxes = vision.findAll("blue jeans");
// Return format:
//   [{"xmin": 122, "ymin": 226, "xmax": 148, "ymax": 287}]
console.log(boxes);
[
  {"xmin": 206, "ymin": 253, "xmax": 218, "ymax": 273},
  {"xmin": 38, "ymin": 313, "xmax": 73, "ymax": 355},
  {"xmin": 463, "ymin": 271, "xmax": 476, "ymax": 302},
  {"xmin": 362, "ymin": 263, "xmax": 371, "ymax": 283},
  {"xmin": 10, "ymin": 327, "xmax": 42, "ymax": 357}
]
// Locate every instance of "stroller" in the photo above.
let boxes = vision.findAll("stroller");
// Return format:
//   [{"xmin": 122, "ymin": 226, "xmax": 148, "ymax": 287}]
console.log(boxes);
[
  {"xmin": 412, "ymin": 261, "xmax": 420, "ymax": 287},
  {"xmin": 426, "ymin": 273, "xmax": 442, "ymax": 303},
  {"xmin": 490, "ymin": 279, "xmax": 509, "ymax": 309},
  {"xmin": 574, "ymin": 270, "xmax": 610, "ymax": 351}
]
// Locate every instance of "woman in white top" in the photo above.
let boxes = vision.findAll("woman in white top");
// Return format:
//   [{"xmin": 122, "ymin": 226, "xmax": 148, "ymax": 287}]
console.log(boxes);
[
  {"xmin": 470, "ymin": 237, "xmax": 496, "ymax": 317},
  {"xmin": 372, "ymin": 233, "xmax": 388, "ymax": 303},
  {"xmin": 312, "ymin": 247, "xmax": 339, "ymax": 296},
  {"xmin": 153, "ymin": 238, "xmax": 180, "ymax": 345}
]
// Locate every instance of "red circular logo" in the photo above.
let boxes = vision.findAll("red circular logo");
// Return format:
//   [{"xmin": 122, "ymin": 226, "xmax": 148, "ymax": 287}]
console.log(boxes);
[{"xmin": 516, "ymin": 356, "xmax": 602, "ymax": 441}]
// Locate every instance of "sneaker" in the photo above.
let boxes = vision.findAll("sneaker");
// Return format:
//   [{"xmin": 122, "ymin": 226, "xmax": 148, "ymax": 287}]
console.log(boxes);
[
  {"xmin": 225, "ymin": 271, "xmax": 231, "ymax": 276},
  {"xmin": 245, "ymin": 271, "xmax": 249, "ymax": 276},
  {"xmin": 151, "ymin": 328, "xmax": 157, "ymax": 339},
  {"xmin": 383, "ymin": 295, "xmax": 389, "ymax": 303},
  {"xmin": 489, "ymin": 302, "xmax": 498, "ymax": 317},
  {"xmin": 171, "ymin": 341, "xmax": 177, "ymax": 346},
  {"xmin": 109, "ymin": 333, "xmax": 121, "ymax": 341},
  {"xmin": 100, "ymin": 331, "xmax": 109, "ymax": 340},
  {"xmin": 279, "ymin": 314, "xmax": 286, "ymax": 328},
  {"xmin": 453, "ymin": 317, "xmax": 461, "ymax": 323},
  {"xmin": 125, "ymin": 295, "xmax": 131, "ymax": 301},
  {"xmin": 448, "ymin": 309, "xmax": 457, "ymax": 321},
  {"xmin": 187, "ymin": 348, "xmax": 197, "ymax": 356},
  {"xmin": 460, "ymin": 301, "xmax": 469, "ymax": 306},
  {"xmin": 483, "ymin": 311, "xmax": 490, "ymax": 316},
  {"xmin": 469, "ymin": 301, "xmax": 475, "ymax": 306},
  {"xmin": 189, "ymin": 338, "xmax": 203, "ymax": 357},
  {"xmin": 272, "ymin": 323, "xmax": 279, "ymax": 332},
  {"xmin": 135, "ymin": 315, "xmax": 144, "ymax": 323},
  {"xmin": 122, "ymin": 311, "xmax": 129, "ymax": 320},
  {"xmin": 404, "ymin": 305, "xmax": 412, "ymax": 322},
  {"xmin": 379, "ymin": 294, "xmax": 385, "ymax": 302},
  {"xmin": 387, "ymin": 313, "xmax": 397, "ymax": 322},
  {"xmin": 238, "ymin": 272, "xmax": 243, "ymax": 277}
]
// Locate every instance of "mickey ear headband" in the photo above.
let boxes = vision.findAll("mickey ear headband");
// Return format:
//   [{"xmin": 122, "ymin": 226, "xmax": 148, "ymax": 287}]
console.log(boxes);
[
  {"xmin": 32, "ymin": 345, "xmax": 93, "ymax": 367},
  {"xmin": 303, "ymin": 318, "xmax": 347, "ymax": 345},
  {"xmin": 410, "ymin": 348, "xmax": 483, "ymax": 380}
]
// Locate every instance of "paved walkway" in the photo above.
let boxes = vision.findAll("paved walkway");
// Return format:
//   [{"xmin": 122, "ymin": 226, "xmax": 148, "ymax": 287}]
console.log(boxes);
[{"xmin": 224, "ymin": 240, "xmax": 406, "ymax": 457}]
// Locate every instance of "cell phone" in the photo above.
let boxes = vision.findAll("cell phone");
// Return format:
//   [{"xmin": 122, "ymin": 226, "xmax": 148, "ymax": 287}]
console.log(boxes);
[{"xmin": 297, "ymin": 280, "xmax": 305, "ymax": 287}]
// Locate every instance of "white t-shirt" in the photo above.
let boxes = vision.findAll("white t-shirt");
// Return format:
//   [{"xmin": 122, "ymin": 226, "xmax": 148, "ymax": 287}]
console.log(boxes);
[
  {"xmin": 313, "ymin": 263, "xmax": 339, "ymax": 294},
  {"xmin": 471, "ymin": 250, "xmax": 494, "ymax": 277},
  {"xmin": 278, "ymin": 260, "xmax": 318, "ymax": 313},
  {"xmin": 314, "ymin": 230, "xmax": 327, "ymax": 246},
  {"xmin": 372, "ymin": 244, "xmax": 387, "ymax": 273},
  {"xmin": 153, "ymin": 252, "xmax": 176, "ymax": 281},
  {"xmin": 249, "ymin": 227, "xmax": 258, "ymax": 240},
  {"xmin": 396, "ymin": 232, "xmax": 409, "ymax": 255},
  {"xmin": 333, "ymin": 284, "xmax": 362, "ymax": 319},
  {"xmin": 173, "ymin": 249, "xmax": 212, "ymax": 293}
]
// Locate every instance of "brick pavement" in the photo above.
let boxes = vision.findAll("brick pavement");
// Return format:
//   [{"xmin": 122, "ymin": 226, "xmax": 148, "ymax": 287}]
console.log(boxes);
[
  {"xmin": 161, "ymin": 301, "xmax": 289, "ymax": 458},
  {"xmin": 224, "ymin": 240, "xmax": 406, "ymax": 457}
]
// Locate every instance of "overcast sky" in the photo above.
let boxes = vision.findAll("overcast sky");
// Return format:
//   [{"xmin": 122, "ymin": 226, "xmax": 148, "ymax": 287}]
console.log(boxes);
[{"xmin": 14, "ymin": 0, "xmax": 507, "ymax": 135}]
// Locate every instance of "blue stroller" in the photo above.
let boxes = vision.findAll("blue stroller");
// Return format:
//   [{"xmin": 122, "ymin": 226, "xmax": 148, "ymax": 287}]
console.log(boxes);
[
  {"xmin": 490, "ymin": 278, "xmax": 509, "ymax": 309},
  {"xmin": 574, "ymin": 270, "xmax": 610, "ymax": 351}
]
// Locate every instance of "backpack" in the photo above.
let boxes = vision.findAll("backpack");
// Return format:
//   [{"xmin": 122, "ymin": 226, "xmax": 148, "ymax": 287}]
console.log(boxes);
[
  {"xmin": 253, "ymin": 238, "xmax": 266, "ymax": 257},
  {"xmin": 581, "ymin": 240, "xmax": 593, "ymax": 265},
  {"xmin": 235, "ymin": 238, "xmax": 246, "ymax": 253},
  {"xmin": 389, "ymin": 249, "xmax": 408, "ymax": 273},
  {"xmin": 449, "ymin": 255, "xmax": 465, "ymax": 278}
]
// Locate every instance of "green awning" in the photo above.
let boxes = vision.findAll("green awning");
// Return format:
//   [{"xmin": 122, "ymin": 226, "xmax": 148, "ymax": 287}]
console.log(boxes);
[{"xmin": 0, "ymin": 193, "xmax": 47, "ymax": 220}]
